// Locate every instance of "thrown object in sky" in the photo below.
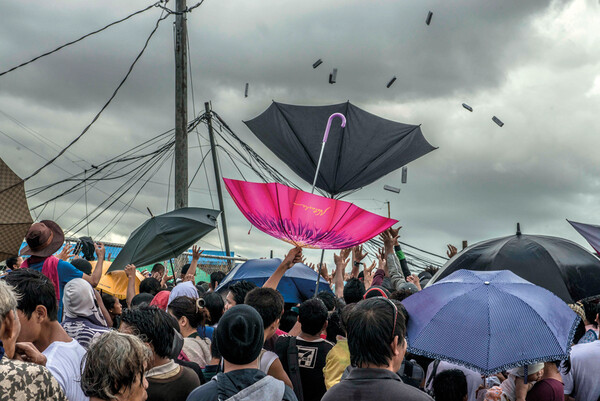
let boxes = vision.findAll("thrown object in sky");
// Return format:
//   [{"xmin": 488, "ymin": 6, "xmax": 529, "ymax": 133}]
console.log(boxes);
[
  {"xmin": 426, "ymin": 11, "xmax": 433, "ymax": 25},
  {"xmin": 313, "ymin": 59, "xmax": 323, "ymax": 69},
  {"xmin": 492, "ymin": 116, "xmax": 504, "ymax": 127},
  {"xmin": 462, "ymin": 103, "xmax": 473, "ymax": 112},
  {"xmin": 386, "ymin": 76, "xmax": 397, "ymax": 88},
  {"xmin": 401, "ymin": 166, "xmax": 407, "ymax": 184},
  {"xmin": 329, "ymin": 68, "xmax": 337, "ymax": 84},
  {"xmin": 384, "ymin": 184, "xmax": 401, "ymax": 193},
  {"xmin": 244, "ymin": 83, "xmax": 249, "ymax": 98}
]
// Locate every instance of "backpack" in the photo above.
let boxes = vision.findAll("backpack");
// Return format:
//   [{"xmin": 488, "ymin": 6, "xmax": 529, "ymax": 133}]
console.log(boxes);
[
  {"xmin": 398, "ymin": 359, "xmax": 425, "ymax": 389},
  {"xmin": 286, "ymin": 337, "xmax": 304, "ymax": 401}
]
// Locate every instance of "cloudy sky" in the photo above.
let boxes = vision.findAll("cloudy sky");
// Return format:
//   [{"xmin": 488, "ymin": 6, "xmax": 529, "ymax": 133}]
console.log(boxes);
[{"xmin": 1, "ymin": 0, "xmax": 600, "ymax": 266}]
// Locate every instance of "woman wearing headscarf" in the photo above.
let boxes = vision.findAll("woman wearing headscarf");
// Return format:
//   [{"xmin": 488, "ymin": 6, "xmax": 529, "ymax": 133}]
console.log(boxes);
[
  {"xmin": 168, "ymin": 296, "xmax": 212, "ymax": 368},
  {"xmin": 61, "ymin": 278, "xmax": 110, "ymax": 349}
]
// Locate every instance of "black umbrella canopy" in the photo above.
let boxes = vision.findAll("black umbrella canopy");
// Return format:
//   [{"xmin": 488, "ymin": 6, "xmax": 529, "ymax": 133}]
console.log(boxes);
[
  {"xmin": 244, "ymin": 101, "xmax": 436, "ymax": 195},
  {"xmin": 107, "ymin": 207, "xmax": 221, "ymax": 272},
  {"xmin": 429, "ymin": 227, "xmax": 600, "ymax": 303}
]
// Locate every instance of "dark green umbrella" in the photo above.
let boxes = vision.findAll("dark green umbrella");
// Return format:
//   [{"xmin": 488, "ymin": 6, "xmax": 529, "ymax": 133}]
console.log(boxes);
[{"xmin": 107, "ymin": 207, "xmax": 220, "ymax": 272}]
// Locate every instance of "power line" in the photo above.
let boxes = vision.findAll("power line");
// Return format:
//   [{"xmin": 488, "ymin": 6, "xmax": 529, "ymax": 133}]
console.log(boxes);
[{"xmin": 0, "ymin": 2, "xmax": 163, "ymax": 77}]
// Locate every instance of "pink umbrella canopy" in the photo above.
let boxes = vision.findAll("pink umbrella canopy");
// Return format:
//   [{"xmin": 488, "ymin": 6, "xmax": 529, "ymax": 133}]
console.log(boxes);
[{"xmin": 224, "ymin": 178, "xmax": 398, "ymax": 249}]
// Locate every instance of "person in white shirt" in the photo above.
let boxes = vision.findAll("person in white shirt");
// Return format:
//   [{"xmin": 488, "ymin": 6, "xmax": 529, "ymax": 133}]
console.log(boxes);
[
  {"xmin": 5, "ymin": 268, "xmax": 89, "ymax": 401},
  {"xmin": 562, "ymin": 340, "xmax": 600, "ymax": 401},
  {"xmin": 425, "ymin": 360, "xmax": 483, "ymax": 401}
]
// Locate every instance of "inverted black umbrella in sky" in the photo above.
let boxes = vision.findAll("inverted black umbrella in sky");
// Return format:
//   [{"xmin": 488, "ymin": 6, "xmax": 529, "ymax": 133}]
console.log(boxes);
[{"xmin": 244, "ymin": 101, "xmax": 436, "ymax": 196}]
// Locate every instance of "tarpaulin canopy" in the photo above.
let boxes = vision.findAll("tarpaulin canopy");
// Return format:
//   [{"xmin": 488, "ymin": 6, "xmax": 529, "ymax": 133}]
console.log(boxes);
[{"xmin": 244, "ymin": 101, "xmax": 436, "ymax": 195}]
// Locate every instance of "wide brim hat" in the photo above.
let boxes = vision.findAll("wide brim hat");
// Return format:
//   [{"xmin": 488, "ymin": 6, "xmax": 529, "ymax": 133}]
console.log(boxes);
[{"xmin": 20, "ymin": 220, "xmax": 65, "ymax": 257}]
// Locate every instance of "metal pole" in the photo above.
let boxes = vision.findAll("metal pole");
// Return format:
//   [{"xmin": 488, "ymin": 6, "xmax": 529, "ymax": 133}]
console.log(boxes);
[
  {"xmin": 314, "ymin": 249, "xmax": 325, "ymax": 296},
  {"xmin": 205, "ymin": 102, "xmax": 231, "ymax": 257},
  {"xmin": 386, "ymin": 201, "xmax": 391, "ymax": 218},
  {"xmin": 174, "ymin": 0, "xmax": 188, "ymax": 209}
]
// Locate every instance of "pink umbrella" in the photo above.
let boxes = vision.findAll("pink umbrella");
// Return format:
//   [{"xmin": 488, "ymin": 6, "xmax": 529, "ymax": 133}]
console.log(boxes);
[{"xmin": 224, "ymin": 178, "xmax": 398, "ymax": 249}]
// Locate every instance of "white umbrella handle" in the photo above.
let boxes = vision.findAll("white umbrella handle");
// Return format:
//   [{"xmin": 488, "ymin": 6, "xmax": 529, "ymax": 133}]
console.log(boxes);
[{"xmin": 311, "ymin": 113, "xmax": 347, "ymax": 193}]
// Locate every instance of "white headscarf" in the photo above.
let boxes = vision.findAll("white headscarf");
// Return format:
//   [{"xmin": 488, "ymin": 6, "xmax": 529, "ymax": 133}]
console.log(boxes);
[{"xmin": 63, "ymin": 278, "xmax": 106, "ymax": 326}]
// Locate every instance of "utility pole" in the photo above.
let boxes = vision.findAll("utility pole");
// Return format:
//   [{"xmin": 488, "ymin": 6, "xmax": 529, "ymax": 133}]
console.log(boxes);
[
  {"xmin": 205, "ymin": 102, "xmax": 231, "ymax": 257},
  {"xmin": 174, "ymin": 0, "xmax": 188, "ymax": 209}
]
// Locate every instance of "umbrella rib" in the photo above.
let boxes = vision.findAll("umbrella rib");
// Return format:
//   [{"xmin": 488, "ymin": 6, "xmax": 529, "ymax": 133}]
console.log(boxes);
[{"xmin": 526, "ymin": 237, "xmax": 577, "ymax": 301}]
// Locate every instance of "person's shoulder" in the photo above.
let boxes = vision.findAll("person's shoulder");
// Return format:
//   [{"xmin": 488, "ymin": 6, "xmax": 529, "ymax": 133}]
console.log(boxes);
[
  {"xmin": 397, "ymin": 381, "xmax": 434, "ymax": 400},
  {"xmin": 282, "ymin": 384, "xmax": 298, "ymax": 401},
  {"xmin": 0, "ymin": 357, "xmax": 48, "ymax": 377},
  {"xmin": 185, "ymin": 380, "xmax": 218, "ymax": 401},
  {"xmin": 180, "ymin": 364, "xmax": 202, "ymax": 385}
]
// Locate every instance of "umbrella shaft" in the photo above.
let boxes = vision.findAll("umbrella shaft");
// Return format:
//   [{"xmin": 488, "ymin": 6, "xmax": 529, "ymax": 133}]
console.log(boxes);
[
  {"xmin": 311, "ymin": 143, "xmax": 327, "ymax": 194},
  {"xmin": 314, "ymin": 248, "xmax": 325, "ymax": 296}
]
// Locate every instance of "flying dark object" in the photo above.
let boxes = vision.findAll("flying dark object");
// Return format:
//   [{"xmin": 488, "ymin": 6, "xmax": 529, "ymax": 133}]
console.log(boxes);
[
  {"xmin": 426, "ymin": 11, "xmax": 433, "ymax": 25},
  {"xmin": 313, "ymin": 59, "xmax": 323, "ymax": 68},
  {"xmin": 244, "ymin": 83, "xmax": 249, "ymax": 98},
  {"xmin": 387, "ymin": 76, "xmax": 397, "ymax": 88},
  {"xmin": 329, "ymin": 68, "xmax": 338, "ymax": 84},
  {"xmin": 384, "ymin": 184, "xmax": 401, "ymax": 194},
  {"xmin": 492, "ymin": 116, "xmax": 504, "ymax": 127},
  {"xmin": 462, "ymin": 103, "xmax": 473, "ymax": 112},
  {"xmin": 401, "ymin": 166, "xmax": 408, "ymax": 183}
]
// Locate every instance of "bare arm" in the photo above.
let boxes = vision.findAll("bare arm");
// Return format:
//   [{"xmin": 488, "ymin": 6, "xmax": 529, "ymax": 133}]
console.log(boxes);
[
  {"xmin": 125, "ymin": 264, "xmax": 137, "ymax": 308},
  {"xmin": 82, "ymin": 243, "xmax": 105, "ymax": 288},
  {"xmin": 333, "ymin": 249, "xmax": 350, "ymax": 299},
  {"xmin": 268, "ymin": 358, "xmax": 294, "ymax": 389},
  {"xmin": 94, "ymin": 289, "xmax": 113, "ymax": 327},
  {"xmin": 263, "ymin": 247, "xmax": 303, "ymax": 289},
  {"xmin": 184, "ymin": 245, "xmax": 203, "ymax": 285}
]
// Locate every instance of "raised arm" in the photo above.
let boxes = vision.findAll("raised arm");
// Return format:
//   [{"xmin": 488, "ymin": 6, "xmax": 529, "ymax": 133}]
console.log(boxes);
[
  {"xmin": 263, "ymin": 247, "xmax": 303, "ymax": 290},
  {"xmin": 333, "ymin": 249, "xmax": 351, "ymax": 299},
  {"xmin": 183, "ymin": 245, "xmax": 203, "ymax": 284},
  {"xmin": 82, "ymin": 243, "xmax": 105, "ymax": 288},
  {"xmin": 125, "ymin": 264, "xmax": 137, "ymax": 308}
]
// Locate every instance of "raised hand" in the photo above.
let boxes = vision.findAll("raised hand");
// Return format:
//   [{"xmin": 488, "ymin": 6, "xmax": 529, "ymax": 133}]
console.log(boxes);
[
  {"xmin": 192, "ymin": 245, "xmax": 203, "ymax": 261},
  {"xmin": 124, "ymin": 264, "xmax": 137, "ymax": 279},
  {"xmin": 282, "ymin": 247, "xmax": 303, "ymax": 269},
  {"xmin": 407, "ymin": 274, "xmax": 422, "ymax": 291},
  {"xmin": 333, "ymin": 252, "xmax": 350, "ymax": 269},
  {"xmin": 352, "ymin": 245, "xmax": 368, "ymax": 263},
  {"xmin": 446, "ymin": 244, "xmax": 458, "ymax": 258},
  {"xmin": 319, "ymin": 263, "xmax": 330, "ymax": 280},
  {"xmin": 340, "ymin": 247, "xmax": 352, "ymax": 261},
  {"xmin": 57, "ymin": 244, "xmax": 74, "ymax": 261},
  {"xmin": 94, "ymin": 242, "xmax": 106, "ymax": 260}
]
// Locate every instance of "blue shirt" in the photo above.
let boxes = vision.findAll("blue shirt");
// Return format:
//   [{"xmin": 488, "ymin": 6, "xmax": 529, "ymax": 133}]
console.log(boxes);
[
  {"xmin": 28, "ymin": 259, "xmax": 84, "ymax": 321},
  {"xmin": 197, "ymin": 325, "xmax": 214, "ymax": 341}
]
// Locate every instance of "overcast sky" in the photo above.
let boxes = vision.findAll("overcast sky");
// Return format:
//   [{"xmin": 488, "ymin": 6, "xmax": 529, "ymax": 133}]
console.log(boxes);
[{"xmin": 1, "ymin": 0, "xmax": 600, "ymax": 266}]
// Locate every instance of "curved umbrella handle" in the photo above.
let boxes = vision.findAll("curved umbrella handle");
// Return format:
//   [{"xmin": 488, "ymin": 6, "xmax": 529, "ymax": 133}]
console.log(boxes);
[{"xmin": 322, "ymin": 113, "xmax": 347, "ymax": 143}]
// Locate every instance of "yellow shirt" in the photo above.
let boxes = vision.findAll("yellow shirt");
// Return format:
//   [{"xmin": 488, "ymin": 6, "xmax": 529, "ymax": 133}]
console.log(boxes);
[{"xmin": 323, "ymin": 338, "xmax": 351, "ymax": 389}]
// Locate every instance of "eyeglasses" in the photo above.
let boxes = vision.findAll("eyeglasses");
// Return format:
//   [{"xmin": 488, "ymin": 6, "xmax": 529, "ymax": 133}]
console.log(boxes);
[{"xmin": 381, "ymin": 297, "xmax": 398, "ymax": 340}]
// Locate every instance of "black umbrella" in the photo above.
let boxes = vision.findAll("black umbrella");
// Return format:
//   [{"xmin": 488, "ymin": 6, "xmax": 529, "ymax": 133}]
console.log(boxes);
[
  {"xmin": 107, "ymin": 207, "xmax": 220, "ymax": 272},
  {"xmin": 428, "ymin": 224, "xmax": 600, "ymax": 303},
  {"xmin": 244, "ymin": 101, "xmax": 436, "ymax": 196}
]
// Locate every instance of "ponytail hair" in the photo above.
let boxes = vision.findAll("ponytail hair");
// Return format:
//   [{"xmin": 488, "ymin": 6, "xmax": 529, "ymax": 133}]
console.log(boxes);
[{"xmin": 167, "ymin": 296, "xmax": 207, "ymax": 328}]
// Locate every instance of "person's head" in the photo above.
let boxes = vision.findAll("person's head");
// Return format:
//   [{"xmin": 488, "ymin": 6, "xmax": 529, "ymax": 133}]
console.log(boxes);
[
  {"xmin": 347, "ymin": 298, "xmax": 406, "ymax": 371},
  {"xmin": 5, "ymin": 256, "xmax": 22, "ymax": 270},
  {"xmin": 4, "ymin": 268, "xmax": 58, "ymax": 343},
  {"xmin": 150, "ymin": 264, "xmax": 165, "ymax": 280},
  {"xmin": 202, "ymin": 292, "xmax": 225, "ymax": 325},
  {"xmin": 432, "ymin": 369, "xmax": 468, "ymax": 401},
  {"xmin": 63, "ymin": 278, "xmax": 105, "ymax": 325},
  {"xmin": 363, "ymin": 286, "xmax": 390, "ymax": 299},
  {"xmin": 298, "ymin": 298, "xmax": 328, "ymax": 336},
  {"xmin": 210, "ymin": 271, "xmax": 226, "ymax": 291},
  {"xmin": 343, "ymin": 278, "xmax": 365, "ymax": 304},
  {"xmin": 339, "ymin": 303, "xmax": 356, "ymax": 336},
  {"xmin": 582, "ymin": 300, "xmax": 598, "ymax": 326},
  {"xmin": 81, "ymin": 331, "xmax": 152, "ymax": 401},
  {"xmin": 139, "ymin": 277, "xmax": 161, "ymax": 296},
  {"xmin": 280, "ymin": 309, "xmax": 298, "ymax": 333},
  {"xmin": 317, "ymin": 291, "xmax": 337, "ymax": 312},
  {"xmin": 130, "ymin": 293, "xmax": 154, "ymax": 308},
  {"xmin": 0, "ymin": 280, "xmax": 20, "ymax": 359},
  {"xmin": 71, "ymin": 258, "xmax": 93, "ymax": 275},
  {"xmin": 389, "ymin": 289, "xmax": 414, "ymax": 302},
  {"xmin": 195, "ymin": 283, "xmax": 207, "ymax": 296},
  {"xmin": 180, "ymin": 263, "xmax": 191, "ymax": 278},
  {"xmin": 102, "ymin": 293, "xmax": 122, "ymax": 316},
  {"xmin": 168, "ymin": 296, "xmax": 207, "ymax": 335},
  {"xmin": 225, "ymin": 280, "xmax": 257, "ymax": 310},
  {"xmin": 215, "ymin": 304, "xmax": 264, "ymax": 368},
  {"xmin": 244, "ymin": 287, "xmax": 284, "ymax": 340},
  {"xmin": 120, "ymin": 305, "xmax": 175, "ymax": 365}
]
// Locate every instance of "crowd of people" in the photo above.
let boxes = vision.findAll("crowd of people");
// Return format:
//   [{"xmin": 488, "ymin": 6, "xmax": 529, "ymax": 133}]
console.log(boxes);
[{"xmin": 1, "ymin": 219, "xmax": 599, "ymax": 401}]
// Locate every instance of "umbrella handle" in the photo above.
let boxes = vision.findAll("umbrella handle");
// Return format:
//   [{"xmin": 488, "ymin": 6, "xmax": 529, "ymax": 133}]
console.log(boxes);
[
  {"xmin": 322, "ymin": 113, "xmax": 347, "ymax": 143},
  {"xmin": 311, "ymin": 113, "xmax": 347, "ymax": 193}
]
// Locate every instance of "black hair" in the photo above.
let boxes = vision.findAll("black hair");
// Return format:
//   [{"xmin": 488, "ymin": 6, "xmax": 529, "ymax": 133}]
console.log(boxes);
[
  {"xmin": 389, "ymin": 289, "xmax": 413, "ymax": 302},
  {"xmin": 101, "ymin": 293, "xmax": 118, "ymax": 312},
  {"xmin": 326, "ymin": 306, "xmax": 343, "ymax": 343},
  {"xmin": 340, "ymin": 303, "xmax": 356, "ymax": 335},
  {"xmin": 432, "ymin": 369, "xmax": 467, "ymax": 401},
  {"xmin": 244, "ymin": 288, "xmax": 284, "ymax": 328},
  {"xmin": 317, "ymin": 291, "xmax": 337, "ymax": 311},
  {"xmin": 4, "ymin": 268, "xmax": 58, "ymax": 321},
  {"xmin": 139, "ymin": 277, "xmax": 161, "ymax": 296},
  {"xmin": 151, "ymin": 264, "xmax": 165, "ymax": 275},
  {"xmin": 343, "ymin": 278, "xmax": 365, "ymax": 304},
  {"xmin": 168, "ymin": 296, "xmax": 206, "ymax": 328},
  {"xmin": 228, "ymin": 280, "xmax": 257, "ymax": 305},
  {"xmin": 210, "ymin": 271, "xmax": 226, "ymax": 289},
  {"xmin": 279, "ymin": 309, "xmax": 298, "ymax": 333},
  {"xmin": 347, "ymin": 298, "xmax": 406, "ymax": 368},
  {"xmin": 71, "ymin": 259, "xmax": 93, "ymax": 275},
  {"xmin": 195, "ymin": 283, "xmax": 207, "ymax": 296},
  {"xmin": 364, "ymin": 286, "xmax": 391, "ymax": 299},
  {"xmin": 181, "ymin": 263, "xmax": 191, "ymax": 276},
  {"xmin": 210, "ymin": 337, "xmax": 221, "ymax": 359},
  {"xmin": 202, "ymin": 292, "xmax": 225, "ymax": 325},
  {"xmin": 130, "ymin": 293, "xmax": 154, "ymax": 307},
  {"xmin": 573, "ymin": 319, "xmax": 586, "ymax": 344},
  {"xmin": 5, "ymin": 256, "xmax": 20, "ymax": 269},
  {"xmin": 298, "ymin": 298, "xmax": 328, "ymax": 336},
  {"xmin": 121, "ymin": 305, "xmax": 175, "ymax": 358},
  {"xmin": 582, "ymin": 300, "xmax": 598, "ymax": 327}
]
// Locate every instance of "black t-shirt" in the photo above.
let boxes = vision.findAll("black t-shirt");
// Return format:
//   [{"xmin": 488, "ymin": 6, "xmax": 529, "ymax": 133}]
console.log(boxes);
[
  {"xmin": 146, "ymin": 365, "xmax": 200, "ymax": 401},
  {"xmin": 275, "ymin": 335, "xmax": 334, "ymax": 401}
]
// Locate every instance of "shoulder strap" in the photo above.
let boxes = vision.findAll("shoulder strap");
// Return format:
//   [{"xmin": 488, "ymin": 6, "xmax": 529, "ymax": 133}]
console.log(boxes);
[
  {"xmin": 287, "ymin": 337, "xmax": 304, "ymax": 401},
  {"xmin": 425, "ymin": 359, "xmax": 440, "ymax": 388}
]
